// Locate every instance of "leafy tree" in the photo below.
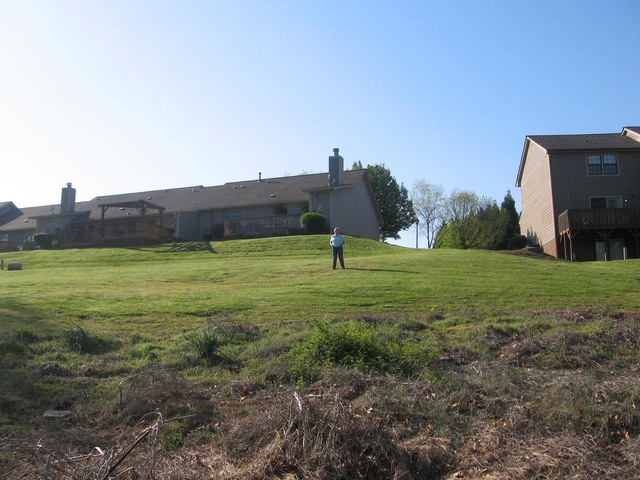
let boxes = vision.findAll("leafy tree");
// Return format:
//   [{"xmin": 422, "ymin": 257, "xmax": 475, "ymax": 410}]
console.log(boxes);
[
  {"xmin": 499, "ymin": 190, "xmax": 520, "ymax": 239},
  {"xmin": 411, "ymin": 181, "xmax": 445, "ymax": 248},
  {"xmin": 353, "ymin": 162, "xmax": 416, "ymax": 241},
  {"xmin": 438, "ymin": 190, "xmax": 501, "ymax": 249}
]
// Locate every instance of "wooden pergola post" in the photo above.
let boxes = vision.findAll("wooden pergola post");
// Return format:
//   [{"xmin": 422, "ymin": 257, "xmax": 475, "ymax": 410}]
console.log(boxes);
[{"xmin": 98, "ymin": 199, "xmax": 166, "ymax": 248}]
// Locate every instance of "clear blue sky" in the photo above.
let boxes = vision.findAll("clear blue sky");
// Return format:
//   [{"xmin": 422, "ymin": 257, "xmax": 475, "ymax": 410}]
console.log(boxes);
[{"xmin": 1, "ymin": 1, "xmax": 638, "ymax": 247}]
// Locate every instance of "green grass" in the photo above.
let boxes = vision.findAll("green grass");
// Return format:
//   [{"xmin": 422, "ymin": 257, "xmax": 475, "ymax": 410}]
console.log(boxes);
[
  {"xmin": 2, "ymin": 236, "xmax": 640, "ymax": 477},
  {"xmin": 1, "ymin": 236, "xmax": 638, "ymax": 338}
]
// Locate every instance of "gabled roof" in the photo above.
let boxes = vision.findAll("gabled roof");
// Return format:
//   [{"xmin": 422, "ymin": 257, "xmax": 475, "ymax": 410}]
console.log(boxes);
[
  {"xmin": 526, "ymin": 133, "xmax": 640, "ymax": 152},
  {"xmin": 76, "ymin": 170, "xmax": 369, "ymax": 221},
  {"xmin": 0, "ymin": 169, "xmax": 373, "ymax": 228},
  {"xmin": 0, "ymin": 204, "xmax": 57, "ymax": 232},
  {"xmin": 623, "ymin": 126, "xmax": 640, "ymax": 142},
  {"xmin": 516, "ymin": 127, "xmax": 640, "ymax": 186}
]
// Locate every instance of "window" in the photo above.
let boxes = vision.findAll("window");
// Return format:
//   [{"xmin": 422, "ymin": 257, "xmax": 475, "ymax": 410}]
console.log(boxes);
[
  {"xmin": 587, "ymin": 154, "xmax": 618, "ymax": 175},
  {"xmin": 590, "ymin": 197, "xmax": 621, "ymax": 209},
  {"xmin": 222, "ymin": 211, "xmax": 243, "ymax": 221}
]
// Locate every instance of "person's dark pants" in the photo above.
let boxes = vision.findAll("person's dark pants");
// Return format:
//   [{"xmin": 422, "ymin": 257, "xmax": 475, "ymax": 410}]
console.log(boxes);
[{"xmin": 332, "ymin": 246, "xmax": 345, "ymax": 269}]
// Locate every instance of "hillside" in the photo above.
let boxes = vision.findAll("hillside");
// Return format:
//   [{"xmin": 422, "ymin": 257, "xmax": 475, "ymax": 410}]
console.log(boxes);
[{"xmin": 1, "ymin": 237, "xmax": 640, "ymax": 478}]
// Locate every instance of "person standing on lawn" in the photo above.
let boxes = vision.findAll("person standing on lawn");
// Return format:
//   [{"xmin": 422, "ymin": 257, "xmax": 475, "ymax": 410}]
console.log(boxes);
[{"xmin": 330, "ymin": 227, "xmax": 346, "ymax": 270}]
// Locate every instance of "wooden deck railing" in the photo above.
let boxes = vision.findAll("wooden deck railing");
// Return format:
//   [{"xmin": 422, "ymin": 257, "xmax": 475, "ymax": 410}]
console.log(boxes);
[
  {"xmin": 223, "ymin": 215, "xmax": 302, "ymax": 237},
  {"xmin": 59, "ymin": 221, "xmax": 172, "ymax": 246},
  {"xmin": 558, "ymin": 208, "xmax": 640, "ymax": 234}
]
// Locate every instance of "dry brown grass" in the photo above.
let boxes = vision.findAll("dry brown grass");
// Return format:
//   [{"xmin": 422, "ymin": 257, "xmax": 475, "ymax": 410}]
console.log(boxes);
[{"xmin": 2, "ymin": 311, "xmax": 640, "ymax": 479}]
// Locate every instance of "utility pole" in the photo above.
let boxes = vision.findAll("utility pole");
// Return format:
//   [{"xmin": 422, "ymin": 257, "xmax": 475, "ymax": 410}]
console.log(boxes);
[{"xmin": 415, "ymin": 218, "xmax": 419, "ymax": 249}]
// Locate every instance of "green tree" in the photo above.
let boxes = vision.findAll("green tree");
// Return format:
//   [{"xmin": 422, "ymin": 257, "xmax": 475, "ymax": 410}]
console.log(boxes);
[
  {"xmin": 353, "ymin": 162, "xmax": 416, "ymax": 241},
  {"xmin": 438, "ymin": 190, "xmax": 501, "ymax": 249},
  {"xmin": 499, "ymin": 190, "xmax": 520, "ymax": 239}
]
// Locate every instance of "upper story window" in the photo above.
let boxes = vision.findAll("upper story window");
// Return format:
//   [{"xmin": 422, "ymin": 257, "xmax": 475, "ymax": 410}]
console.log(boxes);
[{"xmin": 587, "ymin": 153, "xmax": 618, "ymax": 175}]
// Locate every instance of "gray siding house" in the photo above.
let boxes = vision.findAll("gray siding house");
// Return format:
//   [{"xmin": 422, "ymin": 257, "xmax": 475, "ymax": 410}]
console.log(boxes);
[
  {"xmin": 0, "ymin": 149, "xmax": 383, "ymax": 250},
  {"xmin": 516, "ymin": 127, "xmax": 640, "ymax": 261}
]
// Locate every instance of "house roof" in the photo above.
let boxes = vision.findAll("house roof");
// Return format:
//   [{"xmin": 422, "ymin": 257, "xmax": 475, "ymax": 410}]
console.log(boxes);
[
  {"xmin": 516, "ymin": 127, "xmax": 640, "ymax": 186},
  {"xmin": 526, "ymin": 133, "xmax": 640, "ymax": 152},
  {"xmin": 0, "ymin": 204, "xmax": 57, "ymax": 232},
  {"xmin": 81, "ymin": 170, "xmax": 369, "ymax": 220},
  {"xmin": 0, "ymin": 169, "xmax": 374, "ymax": 230}
]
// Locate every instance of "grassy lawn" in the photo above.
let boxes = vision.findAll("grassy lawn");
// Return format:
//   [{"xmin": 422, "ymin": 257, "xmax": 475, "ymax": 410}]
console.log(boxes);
[
  {"xmin": 1, "ymin": 236, "xmax": 638, "ymax": 332},
  {"xmin": 1, "ymin": 236, "xmax": 639, "ymax": 478}
]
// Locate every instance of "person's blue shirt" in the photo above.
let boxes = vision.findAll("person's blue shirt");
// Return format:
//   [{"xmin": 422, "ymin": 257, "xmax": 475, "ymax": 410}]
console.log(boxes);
[{"xmin": 330, "ymin": 233, "xmax": 345, "ymax": 247}]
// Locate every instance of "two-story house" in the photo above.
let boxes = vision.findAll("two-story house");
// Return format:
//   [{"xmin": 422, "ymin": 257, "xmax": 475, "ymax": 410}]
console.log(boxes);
[{"xmin": 516, "ymin": 126, "xmax": 640, "ymax": 261}]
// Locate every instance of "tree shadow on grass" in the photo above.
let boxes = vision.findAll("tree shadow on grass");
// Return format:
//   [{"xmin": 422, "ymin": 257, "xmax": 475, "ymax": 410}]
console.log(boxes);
[
  {"xmin": 346, "ymin": 267, "xmax": 419, "ymax": 274},
  {"xmin": 156, "ymin": 242, "xmax": 216, "ymax": 254}
]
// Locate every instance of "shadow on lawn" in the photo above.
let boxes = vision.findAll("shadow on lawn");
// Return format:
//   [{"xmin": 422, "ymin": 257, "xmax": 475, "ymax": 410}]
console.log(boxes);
[
  {"xmin": 156, "ymin": 242, "xmax": 216, "ymax": 254},
  {"xmin": 346, "ymin": 267, "xmax": 419, "ymax": 274}
]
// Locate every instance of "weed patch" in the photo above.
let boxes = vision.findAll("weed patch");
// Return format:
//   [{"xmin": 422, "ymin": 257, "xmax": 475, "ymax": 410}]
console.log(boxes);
[{"xmin": 289, "ymin": 320, "xmax": 425, "ymax": 382}]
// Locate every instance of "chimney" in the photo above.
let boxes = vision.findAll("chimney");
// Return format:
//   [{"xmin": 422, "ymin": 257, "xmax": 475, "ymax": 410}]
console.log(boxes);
[
  {"xmin": 60, "ymin": 182, "xmax": 76, "ymax": 215},
  {"xmin": 259, "ymin": 172, "xmax": 262, "ymax": 182},
  {"xmin": 328, "ymin": 148, "xmax": 343, "ymax": 187}
]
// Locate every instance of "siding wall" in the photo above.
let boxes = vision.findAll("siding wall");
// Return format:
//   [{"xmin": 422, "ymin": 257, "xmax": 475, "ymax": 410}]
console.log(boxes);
[
  {"xmin": 550, "ymin": 150, "xmax": 640, "ymax": 212},
  {"xmin": 329, "ymin": 178, "xmax": 381, "ymax": 239},
  {"xmin": 519, "ymin": 141, "xmax": 557, "ymax": 255},
  {"xmin": 520, "ymin": 140, "xmax": 640, "ymax": 260},
  {"xmin": 311, "ymin": 192, "xmax": 330, "ymax": 220}
]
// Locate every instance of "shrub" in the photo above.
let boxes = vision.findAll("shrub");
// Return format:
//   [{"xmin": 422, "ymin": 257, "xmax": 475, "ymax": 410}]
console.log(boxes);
[
  {"xmin": 60, "ymin": 325, "xmax": 94, "ymax": 353},
  {"xmin": 489, "ymin": 239, "xmax": 510, "ymax": 250},
  {"xmin": 489, "ymin": 235, "xmax": 529, "ymax": 251},
  {"xmin": 33, "ymin": 233, "xmax": 55, "ymax": 249},
  {"xmin": 289, "ymin": 321, "xmax": 422, "ymax": 382},
  {"xmin": 211, "ymin": 223, "xmax": 225, "ymax": 239},
  {"xmin": 185, "ymin": 326, "xmax": 221, "ymax": 363},
  {"xmin": 508, "ymin": 235, "xmax": 528, "ymax": 250},
  {"xmin": 300, "ymin": 212, "xmax": 327, "ymax": 234}
]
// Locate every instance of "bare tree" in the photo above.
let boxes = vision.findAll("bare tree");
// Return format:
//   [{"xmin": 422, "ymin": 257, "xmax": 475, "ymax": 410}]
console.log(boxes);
[{"xmin": 411, "ymin": 180, "xmax": 445, "ymax": 248}]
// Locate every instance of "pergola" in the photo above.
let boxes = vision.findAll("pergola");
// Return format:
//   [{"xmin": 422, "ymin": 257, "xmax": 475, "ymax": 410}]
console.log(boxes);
[{"xmin": 99, "ymin": 199, "xmax": 166, "ymax": 246}]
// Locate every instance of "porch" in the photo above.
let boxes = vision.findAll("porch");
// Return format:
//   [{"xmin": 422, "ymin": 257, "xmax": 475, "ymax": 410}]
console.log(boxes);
[
  {"xmin": 59, "ymin": 221, "xmax": 173, "ymax": 248},
  {"xmin": 558, "ymin": 208, "xmax": 640, "ymax": 261},
  {"xmin": 222, "ymin": 214, "xmax": 303, "ymax": 238},
  {"xmin": 60, "ymin": 199, "xmax": 173, "ymax": 248}
]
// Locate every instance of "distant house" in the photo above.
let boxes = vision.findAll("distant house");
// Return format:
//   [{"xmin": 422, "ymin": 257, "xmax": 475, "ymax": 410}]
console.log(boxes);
[
  {"xmin": 516, "ymin": 127, "xmax": 640, "ymax": 261},
  {"xmin": 0, "ymin": 149, "xmax": 383, "ymax": 250}
]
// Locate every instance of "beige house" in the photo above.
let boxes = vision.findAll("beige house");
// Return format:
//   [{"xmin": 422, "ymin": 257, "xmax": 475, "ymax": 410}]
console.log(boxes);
[
  {"xmin": 516, "ymin": 127, "xmax": 640, "ymax": 261},
  {"xmin": 0, "ymin": 149, "xmax": 382, "ymax": 250}
]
